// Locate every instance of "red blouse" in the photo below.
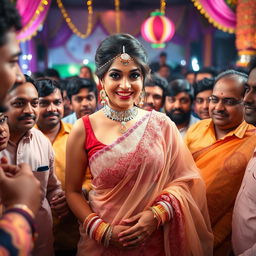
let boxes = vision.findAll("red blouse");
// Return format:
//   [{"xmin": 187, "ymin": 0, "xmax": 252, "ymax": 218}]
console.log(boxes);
[{"xmin": 82, "ymin": 115, "xmax": 106, "ymax": 160}]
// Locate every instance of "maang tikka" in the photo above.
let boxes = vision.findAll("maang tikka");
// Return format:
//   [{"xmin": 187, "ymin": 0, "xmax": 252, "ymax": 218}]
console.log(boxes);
[
  {"xmin": 97, "ymin": 45, "xmax": 133, "ymax": 70},
  {"xmin": 119, "ymin": 46, "xmax": 132, "ymax": 65}
]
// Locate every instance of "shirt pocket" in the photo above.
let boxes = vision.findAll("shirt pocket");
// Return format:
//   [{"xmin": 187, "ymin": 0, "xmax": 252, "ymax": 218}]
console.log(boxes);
[{"xmin": 33, "ymin": 166, "xmax": 50, "ymax": 199}]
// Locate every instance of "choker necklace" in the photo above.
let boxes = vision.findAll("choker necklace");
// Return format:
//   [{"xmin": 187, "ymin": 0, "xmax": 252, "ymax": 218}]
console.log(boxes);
[{"xmin": 103, "ymin": 104, "xmax": 138, "ymax": 133}]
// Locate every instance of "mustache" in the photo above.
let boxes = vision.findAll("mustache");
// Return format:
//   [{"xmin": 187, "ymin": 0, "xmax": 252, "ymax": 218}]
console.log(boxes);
[
  {"xmin": 17, "ymin": 113, "xmax": 36, "ymax": 121},
  {"xmin": 43, "ymin": 112, "xmax": 60, "ymax": 118},
  {"xmin": 212, "ymin": 110, "xmax": 228, "ymax": 116},
  {"xmin": 170, "ymin": 108, "xmax": 185, "ymax": 115}
]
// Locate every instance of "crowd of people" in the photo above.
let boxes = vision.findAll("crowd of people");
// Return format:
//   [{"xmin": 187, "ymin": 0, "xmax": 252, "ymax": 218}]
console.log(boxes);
[{"xmin": 1, "ymin": 0, "xmax": 256, "ymax": 256}]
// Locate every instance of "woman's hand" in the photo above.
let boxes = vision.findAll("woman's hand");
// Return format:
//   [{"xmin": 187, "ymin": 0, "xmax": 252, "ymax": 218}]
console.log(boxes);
[
  {"xmin": 110, "ymin": 225, "xmax": 131, "ymax": 249},
  {"xmin": 118, "ymin": 210, "xmax": 158, "ymax": 247}
]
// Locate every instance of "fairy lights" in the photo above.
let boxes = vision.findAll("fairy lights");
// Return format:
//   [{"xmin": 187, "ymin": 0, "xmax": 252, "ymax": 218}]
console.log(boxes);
[
  {"xmin": 57, "ymin": 0, "xmax": 93, "ymax": 39},
  {"xmin": 19, "ymin": 0, "xmax": 49, "ymax": 36},
  {"xmin": 160, "ymin": 0, "xmax": 166, "ymax": 14},
  {"xmin": 191, "ymin": 0, "xmax": 235, "ymax": 33}
]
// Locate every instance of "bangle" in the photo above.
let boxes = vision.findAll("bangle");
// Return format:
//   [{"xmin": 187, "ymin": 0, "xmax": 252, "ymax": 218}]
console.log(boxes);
[
  {"xmin": 7, "ymin": 204, "xmax": 35, "ymax": 219},
  {"xmin": 150, "ymin": 200, "xmax": 173, "ymax": 227},
  {"xmin": 82, "ymin": 213, "xmax": 111, "ymax": 247},
  {"xmin": 4, "ymin": 205, "xmax": 37, "ymax": 242},
  {"xmin": 150, "ymin": 206, "xmax": 162, "ymax": 228},
  {"xmin": 103, "ymin": 225, "xmax": 113, "ymax": 247}
]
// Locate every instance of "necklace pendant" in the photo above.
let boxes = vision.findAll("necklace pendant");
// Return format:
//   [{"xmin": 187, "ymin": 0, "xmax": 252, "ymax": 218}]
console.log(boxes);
[{"xmin": 120, "ymin": 121, "xmax": 127, "ymax": 134}]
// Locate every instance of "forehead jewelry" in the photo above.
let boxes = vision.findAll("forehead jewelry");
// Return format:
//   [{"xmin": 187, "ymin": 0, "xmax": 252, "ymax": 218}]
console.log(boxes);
[
  {"xmin": 98, "ymin": 45, "xmax": 133, "ymax": 70},
  {"xmin": 119, "ymin": 46, "xmax": 132, "ymax": 65},
  {"xmin": 102, "ymin": 104, "xmax": 138, "ymax": 134}
]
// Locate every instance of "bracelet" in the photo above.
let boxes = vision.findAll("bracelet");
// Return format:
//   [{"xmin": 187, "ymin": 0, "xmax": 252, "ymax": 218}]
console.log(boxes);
[
  {"xmin": 150, "ymin": 206, "xmax": 162, "ymax": 228},
  {"xmin": 7, "ymin": 204, "xmax": 35, "ymax": 219},
  {"xmin": 150, "ymin": 199, "xmax": 173, "ymax": 227},
  {"xmin": 103, "ymin": 225, "xmax": 113, "ymax": 247},
  {"xmin": 82, "ymin": 213, "xmax": 112, "ymax": 247},
  {"xmin": 5, "ymin": 205, "xmax": 37, "ymax": 241}
]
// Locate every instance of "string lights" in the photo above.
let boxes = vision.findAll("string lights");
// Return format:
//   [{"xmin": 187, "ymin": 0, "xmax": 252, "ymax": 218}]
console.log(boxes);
[
  {"xmin": 56, "ymin": 0, "xmax": 93, "ymax": 39},
  {"xmin": 191, "ymin": 0, "xmax": 235, "ymax": 33},
  {"xmin": 19, "ymin": 0, "xmax": 49, "ymax": 37}
]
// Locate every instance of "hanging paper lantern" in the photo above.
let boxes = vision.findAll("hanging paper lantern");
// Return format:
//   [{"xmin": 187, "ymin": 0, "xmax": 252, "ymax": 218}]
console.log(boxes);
[{"xmin": 141, "ymin": 11, "xmax": 175, "ymax": 48}]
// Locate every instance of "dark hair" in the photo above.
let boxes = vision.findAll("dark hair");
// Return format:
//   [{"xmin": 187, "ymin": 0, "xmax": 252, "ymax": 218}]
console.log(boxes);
[
  {"xmin": 9, "ymin": 74, "xmax": 38, "ymax": 92},
  {"xmin": 160, "ymin": 52, "xmax": 167, "ymax": 57},
  {"xmin": 215, "ymin": 69, "xmax": 248, "ymax": 84},
  {"xmin": 59, "ymin": 79, "xmax": 69, "ymax": 91},
  {"xmin": 144, "ymin": 73, "xmax": 168, "ymax": 93},
  {"xmin": 166, "ymin": 79, "xmax": 194, "ymax": 101},
  {"xmin": 67, "ymin": 78, "xmax": 97, "ymax": 101},
  {"xmin": 185, "ymin": 70, "xmax": 195, "ymax": 76},
  {"xmin": 248, "ymin": 57, "xmax": 256, "ymax": 74},
  {"xmin": 32, "ymin": 71, "xmax": 45, "ymax": 80},
  {"xmin": 0, "ymin": 0, "xmax": 22, "ymax": 46},
  {"xmin": 36, "ymin": 78, "xmax": 62, "ymax": 98},
  {"xmin": 194, "ymin": 77, "xmax": 215, "ymax": 97},
  {"xmin": 95, "ymin": 33, "xmax": 150, "ymax": 81},
  {"xmin": 159, "ymin": 64, "xmax": 171, "ymax": 71},
  {"xmin": 80, "ymin": 65, "xmax": 93, "ymax": 76},
  {"xmin": 196, "ymin": 67, "xmax": 217, "ymax": 77},
  {"xmin": 44, "ymin": 68, "xmax": 60, "ymax": 79}
]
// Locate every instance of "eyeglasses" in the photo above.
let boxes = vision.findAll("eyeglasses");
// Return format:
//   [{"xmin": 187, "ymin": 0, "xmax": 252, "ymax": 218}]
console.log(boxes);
[
  {"xmin": 209, "ymin": 96, "xmax": 242, "ymax": 106},
  {"xmin": 0, "ymin": 116, "xmax": 8, "ymax": 126}
]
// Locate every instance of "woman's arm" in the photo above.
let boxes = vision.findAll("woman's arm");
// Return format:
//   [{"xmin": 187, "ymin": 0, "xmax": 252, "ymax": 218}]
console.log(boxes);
[
  {"xmin": 65, "ymin": 119, "xmax": 92, "ymax": 221},
  {"xmin": 65, "ymin": 119, "xmax": 130, "ymax": 248}
]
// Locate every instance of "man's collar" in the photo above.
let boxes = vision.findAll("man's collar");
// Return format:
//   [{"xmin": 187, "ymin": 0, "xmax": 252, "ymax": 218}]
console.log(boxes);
[
  {"xmin": 9, "ymin": 129, "xmax": 33, "ymax": 146},
  {"xmin": 211, "ymin": 120, "xmax": 252, "ymax": 140}
]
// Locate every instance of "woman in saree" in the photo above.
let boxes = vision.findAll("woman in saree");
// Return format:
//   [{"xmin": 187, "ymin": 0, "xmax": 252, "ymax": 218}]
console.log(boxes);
[{"xmin": 65, "ymin": 33, "xmax": 213, "ymax": 255}]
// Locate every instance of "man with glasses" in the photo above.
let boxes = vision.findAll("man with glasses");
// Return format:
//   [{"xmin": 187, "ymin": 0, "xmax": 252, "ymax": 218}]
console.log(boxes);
[
  {"xmin": 194, "ymin": 77, "xmax": 214, "ymax": 119},
  {"xmin": 0, "ymin": 75, "xmax": 68, "ymax": 256},
  {"xmin": 184, "ymin": 70, "xmax": 256, "ymax": 256}
]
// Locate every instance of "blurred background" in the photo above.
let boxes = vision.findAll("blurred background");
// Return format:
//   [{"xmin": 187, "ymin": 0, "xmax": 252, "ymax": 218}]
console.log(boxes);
[{"xmin": 16, "ymin": 0, "xmax": 255, "ymax": 78}]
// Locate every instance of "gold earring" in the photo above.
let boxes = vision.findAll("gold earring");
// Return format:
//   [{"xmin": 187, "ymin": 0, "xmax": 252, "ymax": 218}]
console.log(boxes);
[
  {"xmin": 138, "ymin": 92, "xmax": 145, "ymax": 108},
  {"xmin": 100, "ymin": 89, "xmax": 108, "ymax": 105}
]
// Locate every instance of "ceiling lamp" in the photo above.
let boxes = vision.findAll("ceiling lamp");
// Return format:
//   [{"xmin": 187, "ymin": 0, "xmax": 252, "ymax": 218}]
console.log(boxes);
[{"xmin": 141, "ymin": 1, "xmax": 175, "ymax": 48}]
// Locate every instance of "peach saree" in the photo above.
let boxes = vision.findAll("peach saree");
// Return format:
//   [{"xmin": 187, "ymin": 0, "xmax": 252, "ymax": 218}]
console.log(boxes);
[{"xmin": 77, "ymin": 110, "xmax": 213, "ymax": 255}]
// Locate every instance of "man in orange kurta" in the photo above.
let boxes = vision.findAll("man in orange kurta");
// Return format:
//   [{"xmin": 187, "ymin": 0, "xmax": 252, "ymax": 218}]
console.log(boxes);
[{"xmin": 184, "ymin": 70, "xmax": 256, "ymax": 256}]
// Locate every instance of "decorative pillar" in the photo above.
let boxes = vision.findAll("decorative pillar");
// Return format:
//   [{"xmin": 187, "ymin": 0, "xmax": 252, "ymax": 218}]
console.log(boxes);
[
  {"xmin": 236, "ymin": 0, "xmax": 256, "ymax": 66},
  {"xmin": 203, "ymin": 30, "xmax": 213, "ymax": 66}
]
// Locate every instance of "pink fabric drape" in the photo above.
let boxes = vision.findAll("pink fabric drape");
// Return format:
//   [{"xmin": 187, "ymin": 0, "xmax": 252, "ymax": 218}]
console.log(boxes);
[
  {"xmin": 192, "ymin": 0, "xmax": 236, "ymax": 32},
  {"xmin": 16, "ymin": 0, "xmax": 52, "ymax": 41},
  {"xmin": 77, "ymin": 111, "xmax": 213, "ymax": 255}
]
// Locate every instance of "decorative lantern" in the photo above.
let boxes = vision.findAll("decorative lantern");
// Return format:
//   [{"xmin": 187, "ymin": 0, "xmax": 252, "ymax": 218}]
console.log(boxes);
[{"xmin": 141, "ymin": 11, "xmax": 175, "ymax": 48}]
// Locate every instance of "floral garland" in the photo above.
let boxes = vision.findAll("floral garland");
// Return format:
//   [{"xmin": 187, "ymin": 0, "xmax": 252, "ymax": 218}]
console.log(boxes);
[{"xmin": 224, "ymin": 0, "xmax": 237, "ymax": 11}]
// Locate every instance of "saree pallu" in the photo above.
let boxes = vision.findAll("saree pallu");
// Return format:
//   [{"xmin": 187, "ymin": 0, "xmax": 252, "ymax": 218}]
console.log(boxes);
[
  {"xmin": 77, "ymin": 111, "xmax": 213, "ymax": 255},
  {"xmin": 192, "ymin": 132, "xmax": 256, "ymax": 256}
]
